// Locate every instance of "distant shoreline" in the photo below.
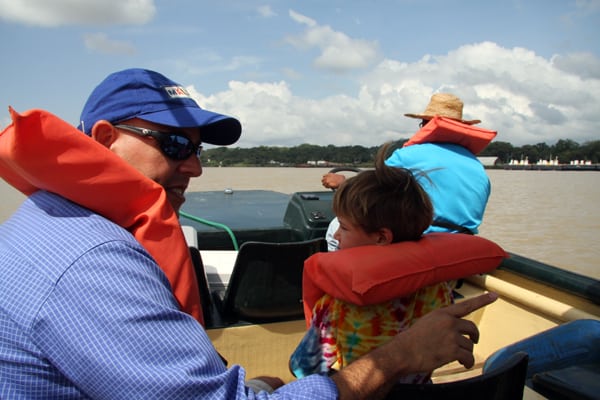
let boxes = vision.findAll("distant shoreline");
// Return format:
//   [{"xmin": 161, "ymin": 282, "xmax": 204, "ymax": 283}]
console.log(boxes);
[
  {"xmin": 493, "ymin": 165, "xmax": 600, "ymax": 171},
  {"xmin": 288, "ymin": 164, "xmax": 600, "ymax": 171},
  {"xmin": 223, "ymin": 164, "xmax": 600, "ymax": 171}
]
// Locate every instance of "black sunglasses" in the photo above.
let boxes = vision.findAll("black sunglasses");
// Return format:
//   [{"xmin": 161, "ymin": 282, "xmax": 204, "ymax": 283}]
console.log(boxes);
[{"xmin": 115, "ymin": 124, "xmax": 203, "ymax": 161}]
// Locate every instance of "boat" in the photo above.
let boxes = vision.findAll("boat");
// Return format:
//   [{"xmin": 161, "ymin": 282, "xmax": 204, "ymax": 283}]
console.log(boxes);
[
  {"xmin": 178, "ymin": 185, "xmax": 600, "ymax": 399},
  {"xmin": 2, "ymin": 108, "xmax": 597, "ymax": 398}
]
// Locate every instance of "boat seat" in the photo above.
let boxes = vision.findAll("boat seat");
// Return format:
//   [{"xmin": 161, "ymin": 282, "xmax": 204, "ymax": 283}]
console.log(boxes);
[
  {"xmin": 385, "ymin": 351, "xmax": 528, "ymax": 400},
  {"xmin": 531, "ymin": 363, "xmax": 600, "ymax": 400},
  {"xmin": 212, "ymin": 238, "xmax": 327, "ymax": 325},
  {"xmin": 188, "ymin": 246, "xmax": 215, "ymax": 327},
  {"xmin": 483, "ymin": 319, "xmax": 600, "ymax": 400}
]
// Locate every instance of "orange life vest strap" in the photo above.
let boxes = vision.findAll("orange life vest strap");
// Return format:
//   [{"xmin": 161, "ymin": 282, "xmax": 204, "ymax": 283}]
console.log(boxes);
[
  {"xmin": 0, "ymin": 108, "xmax": 203, "ymax": 325},
  {"xmin": 302, "ymin": 232, "xmax": 507, "ymax": 325},
  {"xmin": 403, "ymin": 116, "xmax": 497, "ymax": 154}
]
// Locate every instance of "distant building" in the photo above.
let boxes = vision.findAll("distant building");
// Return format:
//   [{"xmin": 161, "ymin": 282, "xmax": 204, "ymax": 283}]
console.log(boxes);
[{"xmin": 306, "ymin": 160, "xmax": 330, "ymax": 167}]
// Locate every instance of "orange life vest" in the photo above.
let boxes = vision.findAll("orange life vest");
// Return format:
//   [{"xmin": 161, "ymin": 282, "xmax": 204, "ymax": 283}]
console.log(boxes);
[
  {"xmin": 302, "ymin": 232, "xmax": 506, "ymax": 325},
  {"xmin": 403, "ymin": 116, "xmax": 497, "ymax": 154},
  {"xmin": 0, "ymin": 108, "xmax": 204, "ymax": 325}
]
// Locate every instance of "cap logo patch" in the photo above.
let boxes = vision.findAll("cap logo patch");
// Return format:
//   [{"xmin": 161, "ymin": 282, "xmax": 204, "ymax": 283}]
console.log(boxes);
[{"xmin": 164, "ymin": 85, "xmax": 192, "ymax": 99}]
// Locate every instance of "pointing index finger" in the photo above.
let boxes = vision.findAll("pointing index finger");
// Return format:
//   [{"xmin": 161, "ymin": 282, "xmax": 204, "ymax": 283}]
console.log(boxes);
[{"xmin": 448, "ymin": 292, "xmax": 498, "ymax": 318}]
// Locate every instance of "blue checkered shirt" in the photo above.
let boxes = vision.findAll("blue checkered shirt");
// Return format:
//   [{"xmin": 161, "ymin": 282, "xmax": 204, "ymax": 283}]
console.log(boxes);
[{"xmin": 0, "ymin": 191, "xmax": 337, "ymax": 399}]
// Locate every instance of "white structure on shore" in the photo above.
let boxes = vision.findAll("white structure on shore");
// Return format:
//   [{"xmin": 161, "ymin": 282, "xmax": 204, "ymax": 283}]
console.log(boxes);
[
  {"xmin": 509, "ymin": 157, "xmax": 529, "ymax": 166},
  {"xmin": 570, "ymin": 160, "xmax": 593, "ymax": 166},
  {"xmin": 535, "ymin": 157, "xmax": 560, "ymax": 166}
]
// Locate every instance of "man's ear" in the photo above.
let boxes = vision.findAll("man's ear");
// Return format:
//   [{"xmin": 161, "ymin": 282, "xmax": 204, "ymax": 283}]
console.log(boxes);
[
  {"xmin": 90, "ymin": 120, "xmax": 118, "ymax": 149},
  {"xmin": 375, "ymin": 228, "xmax": 394, "ymax": 245}
]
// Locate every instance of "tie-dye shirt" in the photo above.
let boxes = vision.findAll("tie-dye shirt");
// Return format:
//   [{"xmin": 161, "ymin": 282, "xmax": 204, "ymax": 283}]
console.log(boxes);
[{"xmin": 290, "ymin": 282, "xmax": 453, "ymax": 382}]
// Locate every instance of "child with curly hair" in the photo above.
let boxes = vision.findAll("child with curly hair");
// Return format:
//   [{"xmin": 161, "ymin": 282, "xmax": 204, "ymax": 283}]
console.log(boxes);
[{"xmin": 290, "ymin": 142, "xmax": 454, "ymax": 383}]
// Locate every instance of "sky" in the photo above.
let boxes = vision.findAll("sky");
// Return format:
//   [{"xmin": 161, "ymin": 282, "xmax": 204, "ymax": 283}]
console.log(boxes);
[{"xmin": 0, "ymin": 0, "xmax": 599, "ymax": 149}]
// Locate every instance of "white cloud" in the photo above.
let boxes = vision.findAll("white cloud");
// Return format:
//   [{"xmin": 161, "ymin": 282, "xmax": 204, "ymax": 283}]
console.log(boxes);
[
  {"xmin": 552, "ymin": 52, "xmax": 600, "ymax": 79},
  {"xmin": 288, "ymin": 9, "xmax": 316, "ymax": 28},
  {"xmin": 257, "ymin": 5, "xmax": 276, "ymax": 18},
  {"xmin": 191, "ymin": 41, "xmax": 600, "ymax": 148},
  {"xmin": 285, "ymin": 10, "xmax": 381, "ymax": 73},
  {"xmin": 0, "ymin": 0, "xmax": 155, "ymax": 27},
  {"xmin": 355, "ymin": 42, "xmax": 600, "ymax": 146},
  {"xmin": 84, "ymin": 33, "xmax": 136, "ymax": 55}
]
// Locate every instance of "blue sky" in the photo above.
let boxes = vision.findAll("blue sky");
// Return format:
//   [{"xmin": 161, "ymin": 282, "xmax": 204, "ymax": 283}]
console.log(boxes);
[{"xmin": 1, "ymin": 0, "xmax": 599, "ymax": 149}]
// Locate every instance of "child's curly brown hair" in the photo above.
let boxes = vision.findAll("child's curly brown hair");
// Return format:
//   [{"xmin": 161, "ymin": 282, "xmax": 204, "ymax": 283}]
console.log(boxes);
[{"xmin": 332, "ymin": 142, "xmax": 433, "ymax": 242}]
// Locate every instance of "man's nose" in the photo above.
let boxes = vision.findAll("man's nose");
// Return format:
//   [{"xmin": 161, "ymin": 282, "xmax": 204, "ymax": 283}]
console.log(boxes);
[{"xmin": 179, "ymin": 155, "xmax": 202, "ymax": 177}]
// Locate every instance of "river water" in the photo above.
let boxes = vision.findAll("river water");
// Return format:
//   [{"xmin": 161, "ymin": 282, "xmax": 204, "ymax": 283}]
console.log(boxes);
[{"xmin": 2, "ymin": 168, "xmax": 598, "ymax": 279}]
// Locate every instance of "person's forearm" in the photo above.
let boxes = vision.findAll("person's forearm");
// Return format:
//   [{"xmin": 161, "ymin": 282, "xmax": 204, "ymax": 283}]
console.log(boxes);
[{"xmin": 331, "ymin": 339, "xmax": 410, "ymax": 400}]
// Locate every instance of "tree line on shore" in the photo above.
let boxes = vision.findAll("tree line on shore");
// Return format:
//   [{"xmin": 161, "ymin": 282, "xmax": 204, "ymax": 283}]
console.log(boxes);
[{"xmin": 201, "ymin": 139, "xmax": 600, "ymax": 167}]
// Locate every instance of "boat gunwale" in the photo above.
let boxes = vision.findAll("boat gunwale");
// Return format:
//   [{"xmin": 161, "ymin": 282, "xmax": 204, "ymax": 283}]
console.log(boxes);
[{"xmin": 499, "ymin": 252, "xmax": 600, "ymax": 305}]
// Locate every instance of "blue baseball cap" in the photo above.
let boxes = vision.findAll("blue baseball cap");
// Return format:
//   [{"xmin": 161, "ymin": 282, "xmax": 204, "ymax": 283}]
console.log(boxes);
[{"xmin": 78, "ymin": 68, "xmax": 241, "ymax": 145}]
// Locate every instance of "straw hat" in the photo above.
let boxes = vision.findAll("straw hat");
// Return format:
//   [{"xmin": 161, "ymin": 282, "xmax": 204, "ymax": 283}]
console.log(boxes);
[{"xmin": 404, "ymin": 93, "xmax": 481, "ymax": 125}]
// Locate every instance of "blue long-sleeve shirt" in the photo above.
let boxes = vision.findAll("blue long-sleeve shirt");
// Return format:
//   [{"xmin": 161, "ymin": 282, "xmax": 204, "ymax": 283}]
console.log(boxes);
[{"xmin": 0, "ymin": 191, "xmax": 337, "ymax": 399}]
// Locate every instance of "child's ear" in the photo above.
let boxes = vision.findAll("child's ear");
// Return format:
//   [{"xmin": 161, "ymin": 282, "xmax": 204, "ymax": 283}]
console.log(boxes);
[{"xmin": 376, "ymin": 228, "xmax": 393, "ymax": 245}]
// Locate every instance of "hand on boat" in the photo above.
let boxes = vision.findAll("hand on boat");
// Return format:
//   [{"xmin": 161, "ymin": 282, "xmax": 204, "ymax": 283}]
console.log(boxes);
[{"xmin": 321, "ymin": 173, "xmax": 346, "ymax": 189}]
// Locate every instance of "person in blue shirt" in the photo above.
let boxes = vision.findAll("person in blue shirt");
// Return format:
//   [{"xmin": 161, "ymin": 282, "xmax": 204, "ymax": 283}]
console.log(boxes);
[
  {"xmin": 323, "ymin": 93, "xmax": 492, "ymax": 251},
  {"xmin": 0, "ymin": 69, "xmax": 496, "ymax": 399}
]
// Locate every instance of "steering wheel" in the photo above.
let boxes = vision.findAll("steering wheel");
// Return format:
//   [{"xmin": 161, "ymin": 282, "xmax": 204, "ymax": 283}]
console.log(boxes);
[
  {"xmin": 327, "ymin": 166, "xmax": 362, "ymax": 174},
  {"xmin": 325, "ymin": 166, "xmax": 362, "ymax": 191}
]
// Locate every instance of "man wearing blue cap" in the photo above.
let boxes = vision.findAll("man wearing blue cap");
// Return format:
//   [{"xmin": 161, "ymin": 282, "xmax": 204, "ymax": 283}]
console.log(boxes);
[
  {"xmin": 0, "ymin": 68, "xmax": 496, "ymax": 399},
  {"xmin": 78, "ymin": 68, "xmax": 242, "ymax": 213}
]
